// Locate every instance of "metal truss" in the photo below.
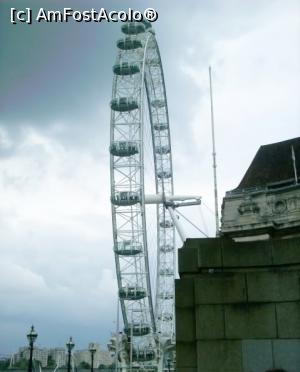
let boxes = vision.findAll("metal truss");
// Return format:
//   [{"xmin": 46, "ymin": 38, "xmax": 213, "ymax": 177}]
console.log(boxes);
[{"xmin": 109, "ymin": 22, "xmax": 200, "ymax": 371}]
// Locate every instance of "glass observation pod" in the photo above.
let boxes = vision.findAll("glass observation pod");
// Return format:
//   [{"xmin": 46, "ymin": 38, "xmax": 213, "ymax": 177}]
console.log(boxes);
[
  {"xmin": 132, "ymin": 347, "xmax": 156, "ymax": 362},
  {"xmin": 147, "ymin": 58, "xmax": 160, "ymax": 67},
  {"xmin": 110, "ymin": 141, "xmax": 139, "ymax": 157},
  {"xmin": 153, "ymin": 122, "xmax": 168, "ymax": 131},
  {"xmin": 160, "ymin": 244, "xmax": 173, "ymax": 253},
  {"xmin": 159, "ymin": 268, "xmax": 173, "ymax": 276},
  {"xmin": 141, "ymin": 19, "xmax": 152, "ymax": 30},
  {"xmin": 158, "ymin": 292, "xmax": 174, "ymax": 300},
  {"xmin": 114, "ymin": 241, "xmax": 142, "ymax": 256},
  {"xmin": 157, "ymin": 170, "xmax": 172, "ymax": 179},
  {"xmin": 119, "ymin": 286, "xmax": 147, "ymax": 300},
  {"xmin": 159, "ymin": 219, "xmax": 174, "ymax": 228},
  {"xmin": 155, "ymin": 145, "xmax": 170, "ymax": 155},
  {"xmin": 113, "ymin": 62, "xmax": 140, "ymax": 76},
  {"xmin": 124, "ymin": 323, "xmax": 151, "ymax": 336},
  {"xmin": 111, "ymin": 191, "xmax": 140, "ymax": 206},
  {"xmin": 110, "ymin": 97, "xmax": 139, "ymax": 112},
  {"xmin": 117, "ymin": 37, "xmax": 143, "ymax": 50},
  {"xmin": 121, "ymin": 22, "xmax": 146, "ymax": 35},
  {"xmin": 151, "ymin": 99, "xmax": 165, "ymax": 108},
  {"xmin": 158, "ymin": 313, "xmax": 173, "ymax": 321},
  {"xmin": 146, "ymin": 38, "xmax": 157, "ymax": 49}
]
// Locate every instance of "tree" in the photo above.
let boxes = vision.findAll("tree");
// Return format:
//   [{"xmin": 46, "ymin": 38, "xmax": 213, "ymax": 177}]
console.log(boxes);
[
  {"xmin": 0, "ymin": 360, "xmax": 10, "ymax": 370},
  {"xmin": 78, "ymin": 361, "xmax": 90, "ymax": 369},
  {"xmin": 47, "ymin": 356, "xmax": 56, "ymax": 368},
  {"xmin": 12, "ymin": 358, "xmax": 28, "ymax": 369}
]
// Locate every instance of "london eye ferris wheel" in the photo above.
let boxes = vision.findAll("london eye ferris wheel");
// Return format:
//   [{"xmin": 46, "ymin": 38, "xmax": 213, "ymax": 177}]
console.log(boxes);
[{"xmin": 109, "ymin": 20, "xmax": 201, "ymax": 371}]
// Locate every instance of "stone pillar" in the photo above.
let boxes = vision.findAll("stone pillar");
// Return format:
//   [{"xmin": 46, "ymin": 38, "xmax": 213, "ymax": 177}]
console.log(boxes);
[{"xmin": 175, "ymin": 237, "xmax": 300, "ymax": 372}]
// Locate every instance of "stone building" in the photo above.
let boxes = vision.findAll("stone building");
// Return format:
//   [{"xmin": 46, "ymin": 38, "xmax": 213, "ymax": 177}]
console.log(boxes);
[
  {"xmin": 11, "ymin": 343, "xmax": 112, "ymax": 369},
  {"xmin": 13, "ymin": 346, "xmax": 49, "ymax": 367},
  {"xmin": 222, "ymin": 137, "xmax": 300, "ymax": 240},
  {"xmin": 73, "ymin": 343, "xmax": 113, "ymax": 367},
  {"xmin": 49, "ymin": 347, "xmax": 66, "ymax": 367},
  {"xmin": 175, "ymin": 138, "xmax": 300, "ymax": 372}
]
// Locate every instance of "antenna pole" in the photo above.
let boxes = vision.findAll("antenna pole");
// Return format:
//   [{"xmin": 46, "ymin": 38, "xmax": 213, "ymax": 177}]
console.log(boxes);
[
  {"xmin": 209, "ymin": 66, "xmax": 220, "ymax": 236},
  {"xmin": 291, "ymin": 145, "xmax": 298, "ymax": 184},
  {"xmin": 115, "ymin": 297, "xmax": 119, "ymax": 372}
]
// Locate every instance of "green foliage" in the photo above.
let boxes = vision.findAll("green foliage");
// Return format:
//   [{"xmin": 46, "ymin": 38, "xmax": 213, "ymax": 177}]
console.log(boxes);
[
  {"xmin": 99, "ymin": 364, "xmax": 115, "ymax": 370},
  {"xmin": 12, "ymin": 358, "xmax": 28, "ymax": 369},
  {"xmin": 78, "ymin": 361, "xmax": 90, "ymax": 369},
  {"xmin": 47, "ymin": 356, "xmax": 56, "ymax": 368},
  {"xmin": 0, "ymin": 360, "xmax": 10, "ymax": 370}
]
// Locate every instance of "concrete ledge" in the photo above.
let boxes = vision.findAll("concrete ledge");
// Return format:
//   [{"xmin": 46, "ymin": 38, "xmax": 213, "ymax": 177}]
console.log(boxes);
[
  {"xmin": 197, "ymin": 340, "xmax": 243, "ymax": 372},
  {"xmin": 224, "ymin": 303, "xmax": 277, "ymax": 339},
  {"xmin": 179, "ymin": 238, "xmax": 223, "ymax": 273},
  {"xmin": 176, "ymin": 341, "xmax": 197, "ymax": 368},
  {"xmin": 178, "ymin": 245, "xmax": 198, "ymax": 274},
  {"xmin": 195, "ymin": 305, "xmax": 225, "ymax": 340},
  {"xmin": 194, "ymin": 273, "xmax": 247, "ymax": 304},
  {"xmin": 176, "ymin": 307, "xmax": 195, "ymax": 342},
  {"xmin": 272, "ymin": 238, "xmax": 300, "ymax": 265},
  {"xmin": 196, "ymin": 238, "xmax": 223, "ymax": 268},
  {"xmin": 175, "ymin": 278, "xmax": 194, "ymax": 308},
  {"xmin": 247, "ymin": 270, "xmax": 300, "ymax": 302},
  {"xmin": 277, "ymin": 302, "xmax": 300, "ymax": 338},
  {"xmin": 222, "ymin": 239, "xmax": 273, "ymax": 267},
  {"xmin": 176, "ymin": 236, "xmax": 300, "ymax": 371},
  {"xmin": 242, "ymin": 340, "xmax": 273, "ymax": 372},
  {"xmin": 273, "ymin": 339, "xmax": 300, "ymax": 372},
  {"xmin": 180, "ymin": 237, "xmax": 300, "ymax": 273}
]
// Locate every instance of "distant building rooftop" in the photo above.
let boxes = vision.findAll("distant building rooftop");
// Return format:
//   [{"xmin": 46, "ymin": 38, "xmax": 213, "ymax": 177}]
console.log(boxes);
[
  {"xmin": 236, "ymin": 137, "xmax": 300, "ymax": 191},
  {"xmin": 221, "ymin": 137, "xmax": 300, "ymax": 240}
]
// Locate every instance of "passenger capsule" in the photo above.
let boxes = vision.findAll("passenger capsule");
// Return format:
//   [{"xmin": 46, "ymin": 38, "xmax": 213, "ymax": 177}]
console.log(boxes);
[
  {"xmin": 158, "ymin": 313, "xmax": 173, "ymax": 321},
  {"xmin": 160, "ymin": 219, "xmax": 173, "ymax": 228},
  {"xmin": 157, "ymin": 170, "xmax": 172, "ymax": 179},
  {"xmin": 151, "ymin": 99, "xmax": 165, "ymax": 108},
  {"xmin": 132, "ymin": 347, "xmax": 155, "ymax": 362},
  {"xmin": 110, "ymin": 97, "xmax": 138, "ymax": 112},
  {"xmin": 110, "ymin": 141, "xmax": 139, "ymax": 157},
  {"xmin": 121, "ymin": 22, "xmax": 146, "ymax": 35},
  {"xmin": 155, "ymin": 145, "xmax": 170, "ymax": 155},
  {"xmin": 119, "ymin": 286, "xmax": 146, "ymax": 300},
  {"xmin": 117, "ymin": 37, "xmax": 142, "ymax": 50},
  {"xmin": 160, "ymin": 244, "xmax": 173, "ymax": 253},
  {"xmin": 147, "ymin": 39, "xmax": 156, "ymax": 49},
  {"xmin": 158, "ymin": 292, "xmax": 173, "ymax": 300},
  {"xmin": 154, "ymin": 123, "xmax": 168, "ymax": 131},
  {"xmin": 114, "ymin": 241, "xmax": 142, "ymax": 256},
  {"xmin": 147, "ymin": 58, "xmax": 160, "ymax": 66},
  {"xmin": 113, "ymin": 62, "xmax": 140, "ymax": 76},
  {"xmin": 124, "ymin": 323, "xmax": 150, "ymax": 336},
  {"xmin": 159, "ymin": 268, "xmax": 173, "ymax": 276},
  {"xmin": 141, "ymin": 19, "xmax": 152, "ymax": 29},
  {"xmin": 111, "ymin": 191, "xmax": 140, "ymax": 206}
]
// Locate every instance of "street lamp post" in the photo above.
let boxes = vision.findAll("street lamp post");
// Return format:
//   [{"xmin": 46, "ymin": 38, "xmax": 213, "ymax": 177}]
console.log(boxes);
[
  {"xmin": 167, "ymin": 358, "xmax": 171, "ymax": 372},
  {"xmin": 27, "ymin": 326, "xmax": 38, "ymax": 372},
  {"xmin": 89, "ymin": 343, "xmax": 96, "ymax": 372},
  {"xmin": 66, "ymin": 337, "xmax": 75, "ymax": 372}
]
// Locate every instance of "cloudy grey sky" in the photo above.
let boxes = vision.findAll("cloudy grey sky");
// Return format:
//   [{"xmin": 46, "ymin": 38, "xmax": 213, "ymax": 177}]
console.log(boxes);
[{"xmin": 1, "ymin": 0, "xmax": 299, "ymax": 354}]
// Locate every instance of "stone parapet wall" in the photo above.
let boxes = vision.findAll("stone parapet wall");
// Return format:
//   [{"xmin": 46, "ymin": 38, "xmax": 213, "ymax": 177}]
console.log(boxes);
[
  {"xmin": 221, "ymin": 184, "xmax": 300, "ymax": 237},
  {"xmin": 175, "ymin": 237, "xmax": 300, "ymax": 372}
]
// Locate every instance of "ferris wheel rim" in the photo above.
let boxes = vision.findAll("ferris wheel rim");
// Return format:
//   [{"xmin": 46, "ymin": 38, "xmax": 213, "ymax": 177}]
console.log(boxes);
[{"xmin": 109, "ymin": 23, "xmax": 175, "ymax": 367}]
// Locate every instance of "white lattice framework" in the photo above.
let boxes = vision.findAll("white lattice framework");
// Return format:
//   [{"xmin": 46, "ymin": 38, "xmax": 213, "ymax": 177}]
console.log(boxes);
[{"xmin": 109, "ymin": 21, "xmax": 200, "ymax": 370}]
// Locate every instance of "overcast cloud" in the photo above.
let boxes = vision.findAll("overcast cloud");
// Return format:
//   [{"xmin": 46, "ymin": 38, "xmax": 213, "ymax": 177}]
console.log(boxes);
[{"xmin": 0, "ymin": 0, "xmax": 299, "ymax": 354}]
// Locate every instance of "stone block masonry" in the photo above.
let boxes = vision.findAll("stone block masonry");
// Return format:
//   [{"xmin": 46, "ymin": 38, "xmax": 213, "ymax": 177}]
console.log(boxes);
[{"xmin": 176, "ymin": 237, "xmax": 300, "ymax": 372}]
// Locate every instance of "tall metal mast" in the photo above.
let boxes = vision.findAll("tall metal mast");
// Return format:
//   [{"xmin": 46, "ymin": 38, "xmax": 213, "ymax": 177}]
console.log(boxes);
[{"xmin": 209, "ymin": 66, "xmax": 220, "ymax": 236}]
